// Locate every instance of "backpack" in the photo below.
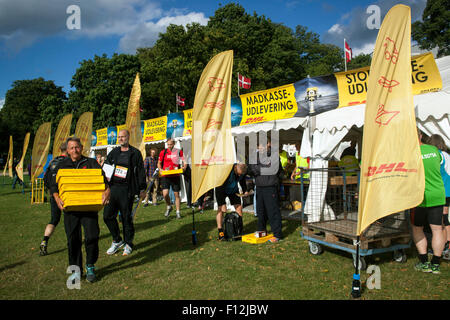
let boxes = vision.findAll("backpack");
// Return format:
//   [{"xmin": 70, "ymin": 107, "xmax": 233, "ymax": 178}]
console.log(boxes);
[
  {"xmin": 223, "ymin": 212, "xmax": 243, "ymax": 241},
  {"xmin": 43, "ymin": 156, "xmax": 65, "ymax": 190}
]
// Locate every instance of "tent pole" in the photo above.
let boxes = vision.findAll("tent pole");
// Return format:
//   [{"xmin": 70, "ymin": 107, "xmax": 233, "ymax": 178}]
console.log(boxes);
[
  {"xmin": 192, "ymin": 207, "xmax": 197, "ymax": 245},
  {"xmin": 351, "ymin": 236, "xmax": 361, "ymax": 298}
]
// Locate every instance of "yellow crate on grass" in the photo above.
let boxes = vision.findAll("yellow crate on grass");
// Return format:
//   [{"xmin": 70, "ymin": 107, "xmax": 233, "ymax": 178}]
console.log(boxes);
[{"xmin": 241, "ymin": 233, "xmax": 274, "ymax": 244}]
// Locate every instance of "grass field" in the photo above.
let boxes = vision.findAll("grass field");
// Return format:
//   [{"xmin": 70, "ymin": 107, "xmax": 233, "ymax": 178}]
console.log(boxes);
[{"xmin": 0, "ymin": 176, "xmax": 448, "ymax": 300}]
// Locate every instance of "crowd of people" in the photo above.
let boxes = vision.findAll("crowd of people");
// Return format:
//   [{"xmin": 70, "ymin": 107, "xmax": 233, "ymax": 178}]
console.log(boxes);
[{"xmin": 5, "ymin": 127, "xmax": 445, "ymax": 283}]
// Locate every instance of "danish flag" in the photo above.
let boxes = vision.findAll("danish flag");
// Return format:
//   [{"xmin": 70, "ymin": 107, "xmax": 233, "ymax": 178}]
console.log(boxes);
[
  {"xmin": 176, "ymin": 94, "xmax": 185, "ymax": 107},
  {"xmin": 345, "ymin": 40, "xmax": 352, "ymax": 63},
  {"xmin": 238, "ymin": 73, "xmax": 251, "ymax": 89}
]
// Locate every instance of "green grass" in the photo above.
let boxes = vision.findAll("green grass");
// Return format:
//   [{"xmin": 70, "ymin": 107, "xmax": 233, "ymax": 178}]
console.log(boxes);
[{"xmin": 0, "ymin": 176, "xmax": 448, "ymax": 300}]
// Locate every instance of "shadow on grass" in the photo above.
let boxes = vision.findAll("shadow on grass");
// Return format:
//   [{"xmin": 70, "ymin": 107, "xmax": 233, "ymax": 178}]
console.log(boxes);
[
  {"xmin": 0, "ymin": 260, "xmax": 27, "ymax": 273},
  {"xmin": 99, "ymin": 214, "xmax": 216, "ymax": 278}
]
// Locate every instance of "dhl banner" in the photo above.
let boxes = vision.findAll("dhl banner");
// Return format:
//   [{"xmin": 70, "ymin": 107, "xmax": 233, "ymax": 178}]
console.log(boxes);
[
  {"xmin": 237, "ymin": 84, "xmax": 298, "ymax": 126},
  {"xmin": 15, "ymin": 132, "xmax": 30, "ymax": 182},
  {"xmin": 335, "ymin": 52, "xmax": 442, "ymax": 108},
  {"xmin": 31, "ymin": 122, "xmax": 51, "ymax": 179},
  {"xmin": 357, "ymin": 5, "xmax": 425, "ymax": 235},
  {"xmin": 74, "ymin": 112, "xmax": 93, "ymax": 157},
  {"xmin": 52, "ymin": 114, "xmax": 72, "ymax": 156},
  {"xmin": 4, "ymin": 136, "xmax": 13, "ymax": 177},
  {"xmin": 183, "ymin": 109, "xmax": 193, "ymax": 136},
  {"xmin": 143, "ymin": 116, "xmax": 167, "ymax": 142}
]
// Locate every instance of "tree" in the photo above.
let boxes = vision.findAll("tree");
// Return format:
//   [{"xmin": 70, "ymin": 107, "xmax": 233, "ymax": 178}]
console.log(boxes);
[
  {"xmin": 0, "ymin": 78, "xmax": 66, "ymax": 155},
  {"xmin": 66, "ymin": 53, "xmax": 141, "ymax": 130},
  {"xmin": 347, "ymin": 53, "xmax": 372, "ymax": 70},
  {"xmin": 412, "ymin": 0, "xmax": 450, "ymax": 57}
]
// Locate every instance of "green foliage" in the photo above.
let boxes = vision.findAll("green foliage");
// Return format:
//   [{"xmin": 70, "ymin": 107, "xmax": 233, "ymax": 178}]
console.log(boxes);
[
  {"xmin": 66, "ymin": 53, "xmax": 141, "ymax": 130},
  {"xmin": 347, "ymin": 53, "xmax": 372, "ymax": 70},
  {"xmin": 412, "ymin": 0, "xmax": 450, "ymax": 57},
  {"xmin": 0, "ymin": 78, "xmax": 66, "ymax": 157}
]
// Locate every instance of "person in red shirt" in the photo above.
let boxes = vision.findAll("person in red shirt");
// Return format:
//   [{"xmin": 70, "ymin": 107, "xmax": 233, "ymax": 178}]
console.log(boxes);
[{"xmin": 158, "ymin": 138, "xmax": 187, "ymax": 219}]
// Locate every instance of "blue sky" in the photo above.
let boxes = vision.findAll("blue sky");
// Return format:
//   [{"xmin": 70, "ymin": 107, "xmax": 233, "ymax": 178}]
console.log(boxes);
[{"xmin": 0, "ymin": 0, "xmax": 427, "ymax": 108}]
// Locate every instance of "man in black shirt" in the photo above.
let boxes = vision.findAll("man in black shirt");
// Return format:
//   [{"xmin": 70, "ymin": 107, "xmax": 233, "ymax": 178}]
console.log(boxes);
[
  {"xmin": 103, "ymin": 129, "xmax": 146, "ymax": 256},
  {"xmin": 50, "ymin": 137, "xmax": 110, "ymax": 283}
]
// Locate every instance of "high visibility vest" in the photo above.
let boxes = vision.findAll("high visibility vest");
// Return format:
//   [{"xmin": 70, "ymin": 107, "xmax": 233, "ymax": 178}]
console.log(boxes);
[
  {"xmin": 280, "ymin": 150, "xmax": 288, "ymax": 169},
  {"xmin": 338, "ymin": 155, "xmax": 359, "ymax": 176},
  {"xmin": 294, "ymin": 153, "xmax": 309, "ymax": 180}
]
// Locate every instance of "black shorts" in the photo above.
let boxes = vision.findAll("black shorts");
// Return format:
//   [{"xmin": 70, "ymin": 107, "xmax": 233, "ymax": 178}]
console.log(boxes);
[
  {"xmin": 444, "ymin": 197, "xmax": 449, "ymax": 226},
  {"xmin": 411, "ymin": 205, "xmax": 444, "ymax": 227},
  {"xmin": 160, "ymin": 175, "xmax": 181, "ymax": 192},
  {"xmin": 49, "ymin": 196, "xmax": 62, "ymax": 226},
  {"xmin": 215, "ymin": 185, "xmax": 241, "ymax": 207}
]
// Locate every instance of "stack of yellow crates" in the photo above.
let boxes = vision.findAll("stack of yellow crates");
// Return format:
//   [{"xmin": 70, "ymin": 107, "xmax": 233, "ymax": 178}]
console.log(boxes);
[{"xmin": 56, "ymin": 169, "xmax": 105, "ymax": 212}]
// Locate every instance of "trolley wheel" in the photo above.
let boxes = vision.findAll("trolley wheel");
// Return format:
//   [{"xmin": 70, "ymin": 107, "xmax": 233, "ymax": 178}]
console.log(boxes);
[
  {"xmin": 352, "ymin": 254, "xmax": 367, "ymax": 271},
  {"xmin": 308, "ymin": 241, "xmax": 323, "ymax": 255},
  {"xmin": 393, "ymin": 249, "xmax": 407, "ymax": 263}
]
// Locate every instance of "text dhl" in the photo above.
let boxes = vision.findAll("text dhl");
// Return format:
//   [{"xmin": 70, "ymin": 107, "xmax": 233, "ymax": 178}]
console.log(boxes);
[{"xmin": 364, "ymin": 162, "xmax": 417, "ymax": 177}]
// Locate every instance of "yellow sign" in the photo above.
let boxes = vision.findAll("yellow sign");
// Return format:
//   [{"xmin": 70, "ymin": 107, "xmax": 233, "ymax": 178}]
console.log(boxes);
[
  {"xmin": 96, "ymin": 128, "xmax": 108, "ymax": 146},
  {"xmin": 4, "ymin": 136, "xmax": 12, "ymax": 177},
  {"xmin": 335, "ymin": 52, "xmax": 442, "ymax": 108},
  {"xmin": 31, "ymin": 122, "xmax": 51, "ymax": 179},
  {"xmin": 183, "ymin": 109, "xmax": 193, "ymax": 136},
  {"xmin": 191, "ymin": 50, "xmax": 235, "ymax": 203},
  {"xmin": 143, "ymin": 116, "xmax": 167, "ymax": 142},
  {"xmin": 53, "ymin": 114, "xmax": 72, "ymax": 156},
  {"xmin": 74, "ymin": 112, "xmax": 93, "ymax": 157},
  {"xmin": 16, "ymin": 132, "xmax": 30, "ymax": 182},
  {"xmin": 239, "ymin": 84, "xmax": 298, "ymax": 125},
  {"xmin": 357, "ymin": 5, "xmax": 425, "ymax": 235}
]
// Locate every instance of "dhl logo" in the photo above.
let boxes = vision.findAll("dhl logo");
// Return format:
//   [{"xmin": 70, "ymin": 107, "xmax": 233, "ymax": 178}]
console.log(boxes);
[{"xmin": 364, "ymin": 162, "xmax": 417, "ymax": 177}]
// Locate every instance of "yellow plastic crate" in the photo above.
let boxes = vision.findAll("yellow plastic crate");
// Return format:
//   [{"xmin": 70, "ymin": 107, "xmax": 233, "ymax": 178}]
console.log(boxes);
[
  {"xmin": 59, "ymin": 183, "xmax": 105, "ymax": 193},
  {"xmin": 241, "ymin": 233, "xmax": 274, "ymax": 244},
  {"xmin": 56, "ymin": 168, "xmax": 102, "ymax": 179},
  {"xmin": 60, "ymin": 191, "xmax": 103, "ymax": 202},
  {"xmin": 57, "ymin": 176, "xmax": 105, "ymax": 187},
  {"xmin": 160, "ymin": 168, "xmax": 183, "ymax": 176},
  {"xmin": 63, "ymin": 201, "xmax": 104, "ymax": 212}
]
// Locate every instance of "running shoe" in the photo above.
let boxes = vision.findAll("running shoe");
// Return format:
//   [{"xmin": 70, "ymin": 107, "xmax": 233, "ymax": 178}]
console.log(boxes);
[
  {"xmin": 123, "ymin": 244, "xmax": 132, "ymax": 256},
  {"xmin": 267, "ymin": 237, "xmax": 281, "ymax": 243},
  {"xmin": 106, "ymin": 240, "xmax": 124, "ymax": 255},
  {"xmin": 164, "ymin": 206, "xmax": 172, "ymax": 218},
  {"xmin": 430, "ymin": 264, "xmax": 441, "ymax": 274},
  {"xmin": 176, "ymin": 211, "xmax": 181, "ymax": 219},
  {"xmin": 218, "ymin": 230, "xmax": 225, "ymax": 241},
  {"xmin": 414, "ymin": 261, "xmax": 432, "ymax": 273},
  {"xmin": 86, "ymin": 264, "xmax": 96, "ymax": 283},
  {"xmin": 39, "ymin": 240, "xmax": 48, "ymax": 256}
]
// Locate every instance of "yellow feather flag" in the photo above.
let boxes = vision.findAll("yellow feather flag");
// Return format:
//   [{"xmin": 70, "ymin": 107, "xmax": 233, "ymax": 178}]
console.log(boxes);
[
  {"xmin": 15, "ymin": 132, "xmax": 30, "ymax": 182},
  {"xmin": 357, "ymin": 5, "xmax": 424, "ymax": 235},
  {"xmin": 74, "ymin": 112, "xmax": 93, "ymax": 157},
  {"xmin": 31, "ymin": 122, "xmax": 51, "ymax": 180},
  {"xmin": 3, "ymin": 136, "xmax": 13, "ymax": 177},
  {"xmin": 125, "ymin": 73, "xmax": 145, "ymax": 159},
  {"xmin": 52, "ymin": 114, "xmax": 72, "ymax": 156},
  {"xmin": 191, "ymin": 50, "xmax": 235, "ymax": 203}
]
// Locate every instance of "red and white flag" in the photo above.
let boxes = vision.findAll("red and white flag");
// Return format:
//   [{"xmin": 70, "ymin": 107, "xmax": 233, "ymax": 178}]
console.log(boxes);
[
  {"xmin": 345, "ymin": 39, "xmax": 352, "ymax": 63},
  {"xmin": 238, "ymin": 73, "xmax": 251, "ymax": 89},
  {"xmin": 176, "ymin": 94, "xmax": 185, "ymax": 107}
]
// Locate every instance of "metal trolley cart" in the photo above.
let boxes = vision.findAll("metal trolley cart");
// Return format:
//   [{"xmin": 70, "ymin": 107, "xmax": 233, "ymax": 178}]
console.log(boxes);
[{"xmin": 299, "ymin": 167, "xmax": 411, "ymax": 270}]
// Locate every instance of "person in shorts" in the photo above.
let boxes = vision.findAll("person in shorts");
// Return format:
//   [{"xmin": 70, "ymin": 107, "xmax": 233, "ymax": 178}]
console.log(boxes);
[
  {"xmin": 215, "ymin": 163, "xmax": 248, "ymax": 240},
  {"xmin": 411, "ymin": 130, "xmax": 446, "ymax": 274},
  {"xmin": 158, "ymin": 138, "xmax": 186, "ymax": 219}
]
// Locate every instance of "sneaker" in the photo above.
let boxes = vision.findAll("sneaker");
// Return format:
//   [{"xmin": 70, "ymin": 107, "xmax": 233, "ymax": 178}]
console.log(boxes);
[
  {"xmin": 218, "ymin": 230, "xmax": 225, "ymax": 241},
  {"xmin": 267, "ymin": 237, "xmax": 281, "ymax": 243},
  {"xmin": 143, "ymin": 202, "xmax": 149, "ymax": 207},
  {"xmin": 39, "ymin": 240, "xmax": 48, "ymax": 256},
  {"xmin": 176, "ymin": 211, "xmax": 181, "ymax": 219},
  {"xmin": 86, "ymin": 264, "xmax": 96, "ymax": 283},
  {"xmin": 430, "ymin": 264, "xmax": 441, "ymax": 274},
  {"xmin": 414, "ymin": 261, "xmax": 432, "ymax": 273},
  {"xmin": 164, "ymin": 206, "xmax": 172, "ymax": 218},
  {"xmin": 106, "ymin": 241, "xmax": 125, "ymax": 255},
  {"xmin": 141, "ymin": 200, "xmax": 146, "ymax": 204},
  {"xmin": 123, "ymin": 244, "xmax": 132, "ymax": 256}
]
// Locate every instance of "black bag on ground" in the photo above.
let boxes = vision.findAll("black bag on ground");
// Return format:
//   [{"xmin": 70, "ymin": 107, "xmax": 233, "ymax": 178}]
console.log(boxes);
[{"xmin": 223, "ymin": 212, "xmax": 243, "ymax": 241}]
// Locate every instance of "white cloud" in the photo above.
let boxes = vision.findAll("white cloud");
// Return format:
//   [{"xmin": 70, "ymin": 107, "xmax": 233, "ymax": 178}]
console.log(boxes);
[
  {"xmin": 0, "ymin": 0, "xmax": 209, "ymax": 54},
  {"xmin": 119, "ymin": 12, "xmax": 209, "ymax": 54},
  {"xmin": 323, "ymin": 0, "xmax": 427, "ymax": 56},
  {"xmin": 0, "ymin": 98, "xmax": 5, "ymax": 110}
]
